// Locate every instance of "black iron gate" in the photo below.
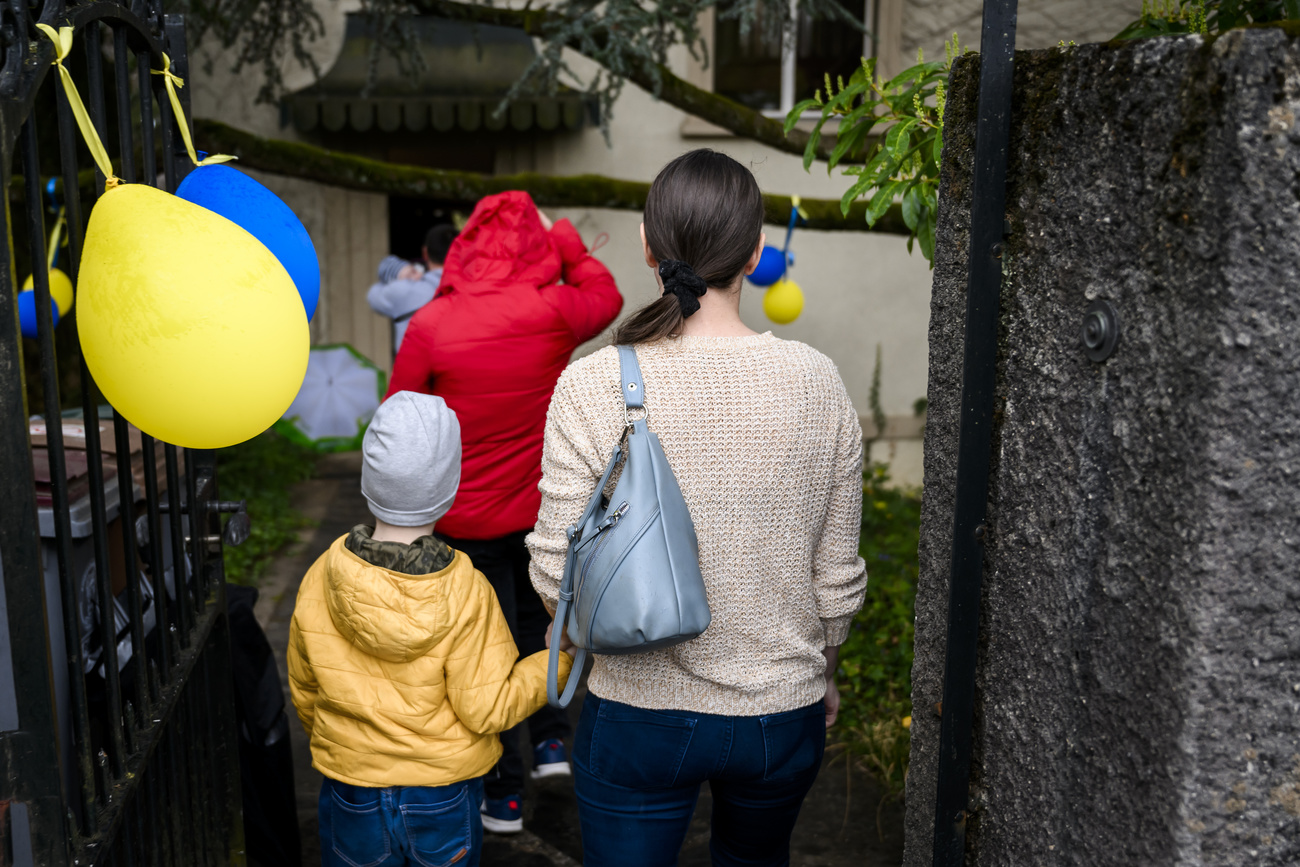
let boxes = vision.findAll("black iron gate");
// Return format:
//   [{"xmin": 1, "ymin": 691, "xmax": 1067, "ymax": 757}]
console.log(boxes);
[{"xmin": 0, "ymin": 2, "xmax": 244, "ymax": 864}]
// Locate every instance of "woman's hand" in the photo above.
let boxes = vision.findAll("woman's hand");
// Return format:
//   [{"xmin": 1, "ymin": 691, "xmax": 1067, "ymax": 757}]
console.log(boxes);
[
  {"xmin": 546, "ymin": 619, "xmax": 576, "ymax": 656},
  {"xmin": 823, "ymin": 645, "xmax": 841, "ymax": 728}
]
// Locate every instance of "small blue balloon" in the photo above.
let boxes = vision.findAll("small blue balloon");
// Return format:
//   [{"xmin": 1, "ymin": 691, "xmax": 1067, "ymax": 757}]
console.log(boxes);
[
  {"xmin": 177, "ymin": 165, "xmax": 320, "ymax": 321},
  {"xmin": 747, "ymin": 245, "xmax": 787, "ymax": 287},
  {"xmin": 18, "ymin": 290, "xmax": 59, "ymax": 338}
]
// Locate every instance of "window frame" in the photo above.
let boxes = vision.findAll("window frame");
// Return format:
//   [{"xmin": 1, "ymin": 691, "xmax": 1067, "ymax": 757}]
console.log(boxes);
[{"xmin": 680, "ymin": 0, "xmax": 902, "ymax": 136}]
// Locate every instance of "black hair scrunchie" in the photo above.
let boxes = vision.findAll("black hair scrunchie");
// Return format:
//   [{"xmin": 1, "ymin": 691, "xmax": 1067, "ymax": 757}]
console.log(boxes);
[{"xmin": 658, "ymin": 259, "xmax": 708, "ymax": 318}]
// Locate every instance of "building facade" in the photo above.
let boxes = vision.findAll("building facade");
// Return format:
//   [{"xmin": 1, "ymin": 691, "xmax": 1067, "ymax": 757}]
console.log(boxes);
[{"xmin": 191, "ymin": 0, "xmax": 1141, "ymax": 486}]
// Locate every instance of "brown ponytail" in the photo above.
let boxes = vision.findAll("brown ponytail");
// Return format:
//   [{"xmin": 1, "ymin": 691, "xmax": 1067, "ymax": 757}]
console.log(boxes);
[
  {"xmin": 612, "ymin": 293, "xmax": 685, "ymax": 346},
  {"xmin": 613, "ymin": 149, "xmax": 764, "ymax": 346}
]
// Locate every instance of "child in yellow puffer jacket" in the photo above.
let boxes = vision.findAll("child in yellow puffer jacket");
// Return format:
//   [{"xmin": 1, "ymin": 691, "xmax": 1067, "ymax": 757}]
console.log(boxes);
[{"xmin": 287, "ymin": 391, "xmax": 573, "ymax": 867}]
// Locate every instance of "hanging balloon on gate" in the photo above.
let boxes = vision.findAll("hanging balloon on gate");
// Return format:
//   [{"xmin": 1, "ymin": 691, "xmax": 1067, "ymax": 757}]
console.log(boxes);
[
  {"xmin": 177, "ymin": 164, "xmax": 321, "ymax": 321},
  {"xmin": 763, "ymin": 278, "xmax": 804, "ymax": 325},
  {"xmin": 77, "ymin": 183, "xmax": 310, "ymax": 450},
  {"xmin": 752, "ymin": 196, "xmax": 808, "ymax": 324},
  {"xmin": 18, "ymin": 184, "xmax": 73, "ymax": 338},
  {"xmin": 18, "ymin": 291, "xmax": 60, "ymax": 338},
  {"xmin": 38, "ymin": 23, "xmax": 311, "ymax": 449},
  {"xmin": 747, "ymin": 246, "xmax": 788, "ymax": 287}
]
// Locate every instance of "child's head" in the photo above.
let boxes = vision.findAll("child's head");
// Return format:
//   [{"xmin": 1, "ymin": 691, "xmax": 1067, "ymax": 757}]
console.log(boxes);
[
  {"xmin": 360, "ymin": 392, "xmax": 461, "ymax": 530},
  {"xmin": 422, "ymin": 224, "xmax": 458, "ymax": 269},
  {"xmin": 615, "ymin": 149, "xmax": 764, "ymax": 344}
]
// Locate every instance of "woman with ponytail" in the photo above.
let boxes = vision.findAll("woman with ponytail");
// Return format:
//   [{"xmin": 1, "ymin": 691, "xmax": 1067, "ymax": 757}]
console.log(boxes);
[{"xmin": 527, "ymin": 150, "xmax": 867, "ymax": 866}]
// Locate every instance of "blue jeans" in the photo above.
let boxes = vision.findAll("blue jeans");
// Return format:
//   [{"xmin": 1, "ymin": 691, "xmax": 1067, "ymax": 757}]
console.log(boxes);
[
  {"xmin": 318, "ymin": 777, "xmax": 483, "ymax": 867},
  {"xmin": 573, "ymin": 694, "xmax": 826, "ymax": 867}
]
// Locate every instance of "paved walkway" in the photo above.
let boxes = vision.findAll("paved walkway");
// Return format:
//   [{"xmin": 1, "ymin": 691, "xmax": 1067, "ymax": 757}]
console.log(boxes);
[{"xmin": 254, "ymin": 452, "xmax": 905, "ymax": 866}]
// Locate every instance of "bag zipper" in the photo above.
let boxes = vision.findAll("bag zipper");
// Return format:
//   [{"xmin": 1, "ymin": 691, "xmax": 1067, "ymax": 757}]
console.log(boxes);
[{"xmin": 576, "ymin": 501, "xmax": 629, "ymax": 600}]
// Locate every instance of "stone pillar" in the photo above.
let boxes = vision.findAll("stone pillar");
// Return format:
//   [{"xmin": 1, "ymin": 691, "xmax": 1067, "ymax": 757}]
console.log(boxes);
[{"xmin": 906, "ymin": 29, "xmax": 1300, "ymax": 867}]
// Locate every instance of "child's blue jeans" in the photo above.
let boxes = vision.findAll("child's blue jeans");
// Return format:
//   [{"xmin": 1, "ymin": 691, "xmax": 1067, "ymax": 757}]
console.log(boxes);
[{"xmin": 318, "ymin": 776, "xmax": 483, "ymax": 867}]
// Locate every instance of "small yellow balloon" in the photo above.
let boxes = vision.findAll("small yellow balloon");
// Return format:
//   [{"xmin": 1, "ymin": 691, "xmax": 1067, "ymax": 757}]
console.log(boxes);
[
  {"xmin": 78, "ymin": 184, "xmax": 309, "ymax": 449},
  {"xmin": 23, "ymin": 267, "xmax": 74, "ymax": 316},
  {"xmin": 763, "ymin": 278, "xmax": 804, "ymax": 325}
]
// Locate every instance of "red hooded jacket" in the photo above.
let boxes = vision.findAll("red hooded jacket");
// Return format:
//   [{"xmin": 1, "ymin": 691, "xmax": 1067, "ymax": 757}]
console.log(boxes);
[{"xmin": 385, "ymin": 191, "xmax": 623, "ymax": 540}]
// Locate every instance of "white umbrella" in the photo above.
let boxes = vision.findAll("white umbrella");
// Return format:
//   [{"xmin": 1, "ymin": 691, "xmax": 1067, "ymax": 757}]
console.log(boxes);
[{"xmin": 277, "ymin": 344, "xmax": 385, "ymax": 451}]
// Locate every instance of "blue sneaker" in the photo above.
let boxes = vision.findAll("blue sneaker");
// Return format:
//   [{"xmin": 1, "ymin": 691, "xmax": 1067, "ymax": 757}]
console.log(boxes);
[
  {"xmin": 530, "ymin": 739, "xmax": 571, "ymax": 779},
  {"xmin": 480, "ymin": 794, "xmax": 523, "ymax": 834}
]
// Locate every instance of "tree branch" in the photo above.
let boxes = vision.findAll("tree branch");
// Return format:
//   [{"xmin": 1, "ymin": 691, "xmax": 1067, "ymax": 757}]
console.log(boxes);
[
  {"xmin": 193, "ymin": 119, "xmax": 903, "ymax": 233},
  {"xmin": 407, "ymin": 0, "xmax": 829, "ymax": 161}
]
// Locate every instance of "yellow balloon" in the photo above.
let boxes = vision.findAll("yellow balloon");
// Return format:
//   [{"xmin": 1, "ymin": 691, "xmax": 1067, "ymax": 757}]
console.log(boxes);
[
  {"xmin": 77, "ymin": 184, "xmax": 309, "ymax": 449},
  {"xmin": 763, "ymin": 278, "xmax": 804, "ymax": 325},
  {"xmin": 23, "ymin": 267, "xmax": 74, "ymax": 316}
]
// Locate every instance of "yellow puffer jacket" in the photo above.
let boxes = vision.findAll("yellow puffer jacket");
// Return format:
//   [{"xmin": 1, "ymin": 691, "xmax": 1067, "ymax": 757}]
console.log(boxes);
[{"xmin": 287, "ymin": 535, "xmax": 572, "ymax": 788}]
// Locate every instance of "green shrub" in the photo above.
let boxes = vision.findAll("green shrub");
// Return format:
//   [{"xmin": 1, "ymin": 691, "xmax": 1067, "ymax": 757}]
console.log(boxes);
[
  {"xmin": 833, "ymin": 462, "xmax": 920, "ymax": 798},
  {"xmin": 217, "ymin": 430, "xmax": 317, "ymax": 586}
]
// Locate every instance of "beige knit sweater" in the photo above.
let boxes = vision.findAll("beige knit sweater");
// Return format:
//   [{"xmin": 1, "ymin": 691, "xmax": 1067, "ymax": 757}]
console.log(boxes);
[{"xmin": 526, "ymin": 333, "xmax": 867, "ymax": 715}]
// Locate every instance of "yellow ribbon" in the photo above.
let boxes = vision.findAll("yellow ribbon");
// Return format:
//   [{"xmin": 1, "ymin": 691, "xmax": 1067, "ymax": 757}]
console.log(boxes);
[
  {"xmin": 47, "ymin": 208, "xmax": 66, "ymax": 270},
  {"xmin": 152, "ymin": 55, "xmax": 236, "ymax": 168},
  {"xmin": 37, "ymin": 24, "xmax": 121, "ymax": 191}
]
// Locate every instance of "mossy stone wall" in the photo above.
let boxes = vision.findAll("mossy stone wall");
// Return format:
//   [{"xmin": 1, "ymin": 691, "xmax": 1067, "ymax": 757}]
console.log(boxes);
[{"xmin": 907, "ymin": 29, "xmax": 1300, "ymax": 867}]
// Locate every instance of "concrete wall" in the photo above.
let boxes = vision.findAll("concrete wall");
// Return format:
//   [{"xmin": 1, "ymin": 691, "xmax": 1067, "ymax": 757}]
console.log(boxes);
[{"xmin": 906, "ymin": 29, "xmax": 1300, "ymax": 867}]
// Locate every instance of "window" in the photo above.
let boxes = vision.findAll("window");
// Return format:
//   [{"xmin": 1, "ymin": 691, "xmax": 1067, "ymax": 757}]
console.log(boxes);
[{"xmin": 714, "ymin": 0, "xmax": 875, "ymax": 114}]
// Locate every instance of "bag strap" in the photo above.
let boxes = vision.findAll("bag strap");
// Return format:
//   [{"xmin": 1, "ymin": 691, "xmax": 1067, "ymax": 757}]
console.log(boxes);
[
  {"xmin": 547, "ymin": 439, "xmax": 623, "ymax": 708},
  {"xmin": 547, "ymin": 347, "xmax": 643, "ymax": 709},
  {"xmin": 547, "ymin": 600, "xmax": 587, "ymax": 708},
  {"xmin": 618, "ymin": 345, "xmax": 645, "ymax": 410}
]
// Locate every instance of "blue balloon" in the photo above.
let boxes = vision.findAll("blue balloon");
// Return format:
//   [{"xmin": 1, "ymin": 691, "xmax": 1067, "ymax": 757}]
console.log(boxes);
[
  {"xmin": 746, "ymin": 245, "xmax": 787, "ymax": 287},
  {"xmin": 176, "ymin": 165, "xmax": 320, "ymax": 321},
  {"xmin": 18, "ymin": 290, "xmax": 59, "ymax": 338}
]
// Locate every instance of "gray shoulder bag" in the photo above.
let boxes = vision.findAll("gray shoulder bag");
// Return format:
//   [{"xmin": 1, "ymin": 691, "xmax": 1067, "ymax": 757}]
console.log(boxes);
[{"xmin": 546, "ymin": 345, "xmax": 711, "ymax": 708}]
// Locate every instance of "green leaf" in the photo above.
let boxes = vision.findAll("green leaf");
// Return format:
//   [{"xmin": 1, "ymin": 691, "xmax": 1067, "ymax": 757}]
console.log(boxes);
[
  {"xmin": 840, "ymin": 99, "xmax": 882, "ymax": 130},
  {"xmin": 824, "ymin": 81, "xmax": 868, "ymax": 115},
  {"xmin": 848, "ymin": 56, "xmax": 877, "ymax": 87},
  {"xmin": 885, "ymin": 117, "xmax": 918, "ymax": 161},
  {"xmin": 802, "ymin": 114, "xmax": 830, "ymax": 172},
  {"xmin": 840, "ymin": 172, "xmax": 877, "ymax": 216},
  {"xmin": 932, "ymin": 127, "xmax": 944, "ymax": 165},
  {"xmin": 866, "ymin": 179, "xmax": 902, "ymax": 227},
  {"xmin": 1113, "ymin": 16, "xmax": 1190, "ymax": 40},
  {"xmin": 830, "ymin": 118, "xmax": 879, "ymax": 168},
  {"xmin": 784, "ymin": 98, "xmax": 822, "ymax": 134},
  {"xmin": 901, "ymin": 185, "xmax": 923, "ymax": 231},
  {"xmin": 858, "ymin": 146, "xmax": 891, "ymax": 184},
  {"xmin": 880, "ymin": 60, "xmax": 948, "ymax": 96},
  {"xmin": 918, "ymin": 210, "xmax": 936, "ymax": 262}
]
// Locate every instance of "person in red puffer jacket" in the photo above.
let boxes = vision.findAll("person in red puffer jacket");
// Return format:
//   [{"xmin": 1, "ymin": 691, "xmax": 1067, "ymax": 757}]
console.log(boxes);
[{"xmin": 385, "ymin": 190, "xmax": 622, "ymax": 833}]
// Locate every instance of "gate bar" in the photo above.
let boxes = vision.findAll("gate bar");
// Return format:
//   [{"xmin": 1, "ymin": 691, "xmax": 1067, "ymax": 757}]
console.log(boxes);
[
  {"xmin": 53, "ymin": 43, "xmax": 105, "ymax": 835},
  {"xmin": 79, "ymin": 14, "xmax": 132, "ymax": 773},
  {"xmin": 931, "ymin": 1, "xmax": 1018, "ymax": 865},
  {"xmin": 21, "ymin": 112, "xmax": 100, "ymax": 838},
  {"xmin": 110, "ymin": 22, "xmax": 151, "ymax": 731}
]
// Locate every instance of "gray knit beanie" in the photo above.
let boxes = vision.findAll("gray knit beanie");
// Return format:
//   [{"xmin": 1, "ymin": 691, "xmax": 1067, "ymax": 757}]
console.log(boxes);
[
  {"xmin": 360, "ymin": 392, "xmax": 461, "ymax": 527},
  {"xmin": 377, "ymin": 254, "xmax": 408, "ymax": 284}
]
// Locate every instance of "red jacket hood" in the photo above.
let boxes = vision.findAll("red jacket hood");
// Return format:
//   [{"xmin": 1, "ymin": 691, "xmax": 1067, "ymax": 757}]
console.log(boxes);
[
  {"xmin": 385, "ymin": 192, "xmax": 624, "ymax": 540},
  {"xmin": 439, "ymin": 191, "xmax": 562, "ymax": 292}
]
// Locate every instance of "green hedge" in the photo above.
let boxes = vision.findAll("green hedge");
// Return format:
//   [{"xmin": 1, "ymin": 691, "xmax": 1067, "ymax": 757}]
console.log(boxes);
[
  {"xmin": 833, "ymin": 463, "xmax": 920, "ymax": 797},
  {"xmin": 217, "ymin": 430, "xmax": 317, "ymax": 585}
]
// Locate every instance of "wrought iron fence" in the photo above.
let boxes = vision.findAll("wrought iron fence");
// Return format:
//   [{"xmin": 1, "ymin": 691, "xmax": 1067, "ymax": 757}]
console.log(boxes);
[{"xmin": 0, "ymin": 2, "xmax": 244, "ymax": 864}]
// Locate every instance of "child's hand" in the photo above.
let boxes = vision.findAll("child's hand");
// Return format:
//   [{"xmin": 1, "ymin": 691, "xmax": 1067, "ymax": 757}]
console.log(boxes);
[{"xmin": 546, "ymin": 619, "xmax": 576, "ymax": 656}]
